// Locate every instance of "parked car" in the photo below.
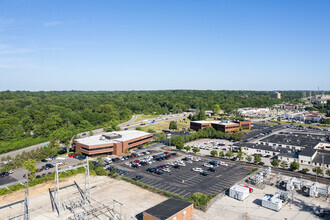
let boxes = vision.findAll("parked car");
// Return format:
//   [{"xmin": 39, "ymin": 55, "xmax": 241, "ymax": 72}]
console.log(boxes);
[
  {"xmin": 208, "ymin": 167, "xmax": 216, "ymax": 172},
  {"xmin": 133, "ymin": 175, "xmax": 143, "ymax": 180},
  {"xmin": 200, "ymin": 172, "xmax": 209, "ymax": 176},
  {"xmin": 163, "ymin": 168, "xmax": 171, "ymax": 172},
  {"xmin": 192, "ymin": 168, "xmax": 203, "ymax": 172}
]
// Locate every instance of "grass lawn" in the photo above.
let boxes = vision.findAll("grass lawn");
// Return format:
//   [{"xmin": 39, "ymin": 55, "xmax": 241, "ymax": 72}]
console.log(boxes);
[
  {"xmin": 0, "ymin": 137, "xmax": 48, "ymax": 154},
  {"xmin": 141, "ymin": 118, "xmax": 191, "ymax": 131},
  {"xmin": 133, "ymin": 115, "xmax": 161, "ymax": 122}
]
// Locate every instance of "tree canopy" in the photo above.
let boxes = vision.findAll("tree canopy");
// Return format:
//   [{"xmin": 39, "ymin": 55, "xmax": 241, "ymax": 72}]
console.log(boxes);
[{"xmin": 0, "ymin": 90, "xmax": 302, "ymax": 153}]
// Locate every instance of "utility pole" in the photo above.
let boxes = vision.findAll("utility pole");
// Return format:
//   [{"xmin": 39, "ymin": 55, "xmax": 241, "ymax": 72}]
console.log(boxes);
[{"xmin": 24, "ymin": 173, "xmax": 30, "ymax": 220}]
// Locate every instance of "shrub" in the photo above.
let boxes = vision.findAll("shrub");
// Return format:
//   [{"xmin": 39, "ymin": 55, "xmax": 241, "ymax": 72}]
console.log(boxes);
[{"xmin": 188, "ymin": 192, "xmax": 214, "ymax": 208}]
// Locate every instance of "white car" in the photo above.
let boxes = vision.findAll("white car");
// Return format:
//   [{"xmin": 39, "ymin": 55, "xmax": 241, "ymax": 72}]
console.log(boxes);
[
  {"xmin": 179, "ymin": 163, "xmax": 186, "ymax": 167},
  {"xmin": 203, "ymin": 163, "xmax": 213, "ymax": 168},
  {"xmin": 163, "ymin": 168, "xmax": 171, "ymax": 172},
  {"xmin": 125, "ymin": 162, "xmax": 131, "ymax": 166},
  {"xmin": 186, "ymin": 160, "xmax": 193, "ymax": 164},
  {"xmin": 8, "ymin": 170, "xmax": 14, "ymax": 174},
  {"xmin": 55, "ymin": 162, "xmax": 63, "ymax": 166},
  {"xmin": 220, "ymin": 162, "xmax": 228, "ymax": 166},
  {"xmin": 192, "ymin": 168, "xmax": 203, "ymax": 172}
]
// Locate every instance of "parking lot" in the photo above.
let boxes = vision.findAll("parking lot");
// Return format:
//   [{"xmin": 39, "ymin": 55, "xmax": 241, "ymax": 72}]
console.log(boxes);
[
  {"xmin": 0, "ymin": 156, "xmax": 80, "ymax": 186},
  {"xmin": 111, "ymin": 153, "xmax": 254, "ymax": 198}
]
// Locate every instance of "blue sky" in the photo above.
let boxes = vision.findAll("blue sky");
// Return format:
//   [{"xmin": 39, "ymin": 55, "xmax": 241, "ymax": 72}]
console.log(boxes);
[{"xmin": 0, "ymin": 0, "xmax": 329, "ymax": 91}]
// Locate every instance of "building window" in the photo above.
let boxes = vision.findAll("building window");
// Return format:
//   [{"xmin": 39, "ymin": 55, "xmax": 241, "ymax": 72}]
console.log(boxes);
[{"xmin": 301, "ymin": 160, "xmax": 303, "ymax": 163}]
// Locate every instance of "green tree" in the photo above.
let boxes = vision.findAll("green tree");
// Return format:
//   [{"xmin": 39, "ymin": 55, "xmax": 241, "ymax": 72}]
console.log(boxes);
[
  {"xmin": 237, "ymin": 152, "xmax": 243, "ymax": 160},
  {"xmin": 184, "ymin": 146, "xmax": 191, "ymax": 151},
  {"xmin": 312, "ymin": 167, "xmax": 323, "ymax": 176},
  {"xmin": 246, "ymin": 155, "xmax": 252, "ymax": 162},
  {"xmin": 155, "ymin": 134, "xmax": 166, "ymax": 141},
  {"xmin": 212, "ymin": 104, "xmax": 221, "ymax": 115},
  {"xmin": 280, "ymin": 161, "xmax": 287, "ymax": 169},
  {"xmin": 89, "ymin": 130, "xmax": 93, "ymax": 136},
  {"xmin": 23, "ymin": 159, "xmax": 36, "ymax": 179},
  {"xmin": 225, "ymin": 151, "xmax": 234, "ymax": 158},
  {"xmin": 136, "ymin": 126, "xmax": 143, "ymax": 131},
  {"xmin": 192, "ymin": 147, "xmax": 200, "ymax": 153},
  {"xmin": 302, "ymin": 168, "xmax": 310, "ymax": 174},
  {"xmin": 290, "ymin": 161, "xmax": 300, "ymax": 171},
  {"xmin": 176, "ymin": 144, "xmax": 184, "ymax": 150},
  {"xmin": 271, "ymin": 158, "xmax": 279, "ymax": 167},
  {"xmin": 210, "ymin": 150, "xmax": 218, "ymax": 157},
  {"xmin": 169, "ymin": 121, "xmax": 178, "ymax": 130},
  {"xmin": 254, "ymin": 154, "xmax": 262, "ymax": 163},
  {"xmin": 326, "ymin": 169, "xmax": 330, "ymax": 176},
  {"xmin": 170, "ymin": 136, "xmax": 184, "ymax": 148},
  {"xmin": 219, "ymin": 151, "xmax": 225, "ymax": 157}
]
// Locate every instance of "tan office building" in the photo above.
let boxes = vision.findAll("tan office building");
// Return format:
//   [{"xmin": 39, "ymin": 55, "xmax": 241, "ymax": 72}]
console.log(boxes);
[{"xmin": 73, "ymin": 130, "xmax": 153, "ymax": 156}]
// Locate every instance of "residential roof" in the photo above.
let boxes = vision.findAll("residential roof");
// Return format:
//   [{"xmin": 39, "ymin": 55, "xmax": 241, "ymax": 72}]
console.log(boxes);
[
  {"xmin": 74, "ymin": 130, "xmax": 151, "ymax": 146},
  {"xmin": 143, "ymin": 198, "xmax": 193, "ymax": 220}
]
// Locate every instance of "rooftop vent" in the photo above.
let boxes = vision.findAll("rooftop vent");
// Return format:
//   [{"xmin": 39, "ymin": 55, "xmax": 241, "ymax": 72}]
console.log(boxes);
[{"xmin": 102, "ymin": 133, "xmax": 122, "ymax": 140}]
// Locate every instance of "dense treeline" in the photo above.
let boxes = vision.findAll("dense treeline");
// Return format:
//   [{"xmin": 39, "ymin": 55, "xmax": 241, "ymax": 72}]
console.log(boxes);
[{"xmin": 0, "ymin": 90, "xmax": 303, "ymax": 153}]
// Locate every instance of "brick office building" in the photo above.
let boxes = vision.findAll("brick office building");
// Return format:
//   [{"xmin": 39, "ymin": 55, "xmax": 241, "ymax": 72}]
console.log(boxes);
[
  {"xmin": 190, "ymin": 120, "xmax": 251, "ymax": 133},
  {"xmin": 72, "ymin": 130, "xmax": 153, "ymax": 156}
]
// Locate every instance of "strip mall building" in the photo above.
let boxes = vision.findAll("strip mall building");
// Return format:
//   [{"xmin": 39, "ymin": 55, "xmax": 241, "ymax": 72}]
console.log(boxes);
[
  {"xmin": 73, "ymin": 130, "xmax": 153, "ymax": 156},
  {"xmin": 190, "ymin": 120, "xmax": 251, "ymax": 133}
]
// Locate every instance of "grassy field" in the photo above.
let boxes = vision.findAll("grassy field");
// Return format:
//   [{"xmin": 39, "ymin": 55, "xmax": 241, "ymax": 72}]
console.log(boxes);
[
  {"xmin": 0, "ymin": 137, "xmax": 48, "ymax": 154},
  {"xmin": 140, "ymin": 118, "xmax": 191, "ymax": 131},
  {"xmin": 133, "ymin": 115, "xmax": 161, "ymax": 122}
]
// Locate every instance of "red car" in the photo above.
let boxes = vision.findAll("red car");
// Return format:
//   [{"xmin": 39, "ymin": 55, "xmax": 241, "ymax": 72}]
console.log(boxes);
[
  {"xmin": 69, "ymin": 153, "xmax": 76, "ymax": 158},
  {"xmin": 134, "ymin": 159, "xmax": 141, "ymax": 163},
  {"xmin": 244, "ymin": 185, "xmax": 253, "ymax": 193},
  {"xmin": 164, "ymin": 152, "xmax": 170, "ymax": 155}
]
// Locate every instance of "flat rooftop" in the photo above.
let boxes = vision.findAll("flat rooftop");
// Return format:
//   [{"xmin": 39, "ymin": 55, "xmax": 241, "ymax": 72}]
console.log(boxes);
[
  {"xmin": 260, "ymin": 133, "xmax": 330, "ymax": 148},
  {"xmin": 143, "ymin": 197, "xmax": 192, "ymax": 220},
  {"xmin": 191, "ymin": 121, "xmax": 237, "ymax": 126},
  {"xmin": 74, "ymin": 130, "xmax": 151, "ymax": 146}
]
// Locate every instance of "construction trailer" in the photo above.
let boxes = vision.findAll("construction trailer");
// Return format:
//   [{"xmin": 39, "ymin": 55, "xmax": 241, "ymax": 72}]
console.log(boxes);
[
  {"xmin": 261, "ymin": 191, "xmax": 288, "ymax": 212},
  {"xmin": 229, "ymin": 185, "xmax": 250, "ymax": 201}
]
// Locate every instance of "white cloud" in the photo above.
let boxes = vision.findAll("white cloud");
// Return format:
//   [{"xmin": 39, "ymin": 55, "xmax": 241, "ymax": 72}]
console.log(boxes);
[
  {"xmin": 44, "ymin": 20, "xmax": 79, "ymax": 27},
  {"xmin": 44, "ymin": 21, "xmax": 64, "ymax": 27}
]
